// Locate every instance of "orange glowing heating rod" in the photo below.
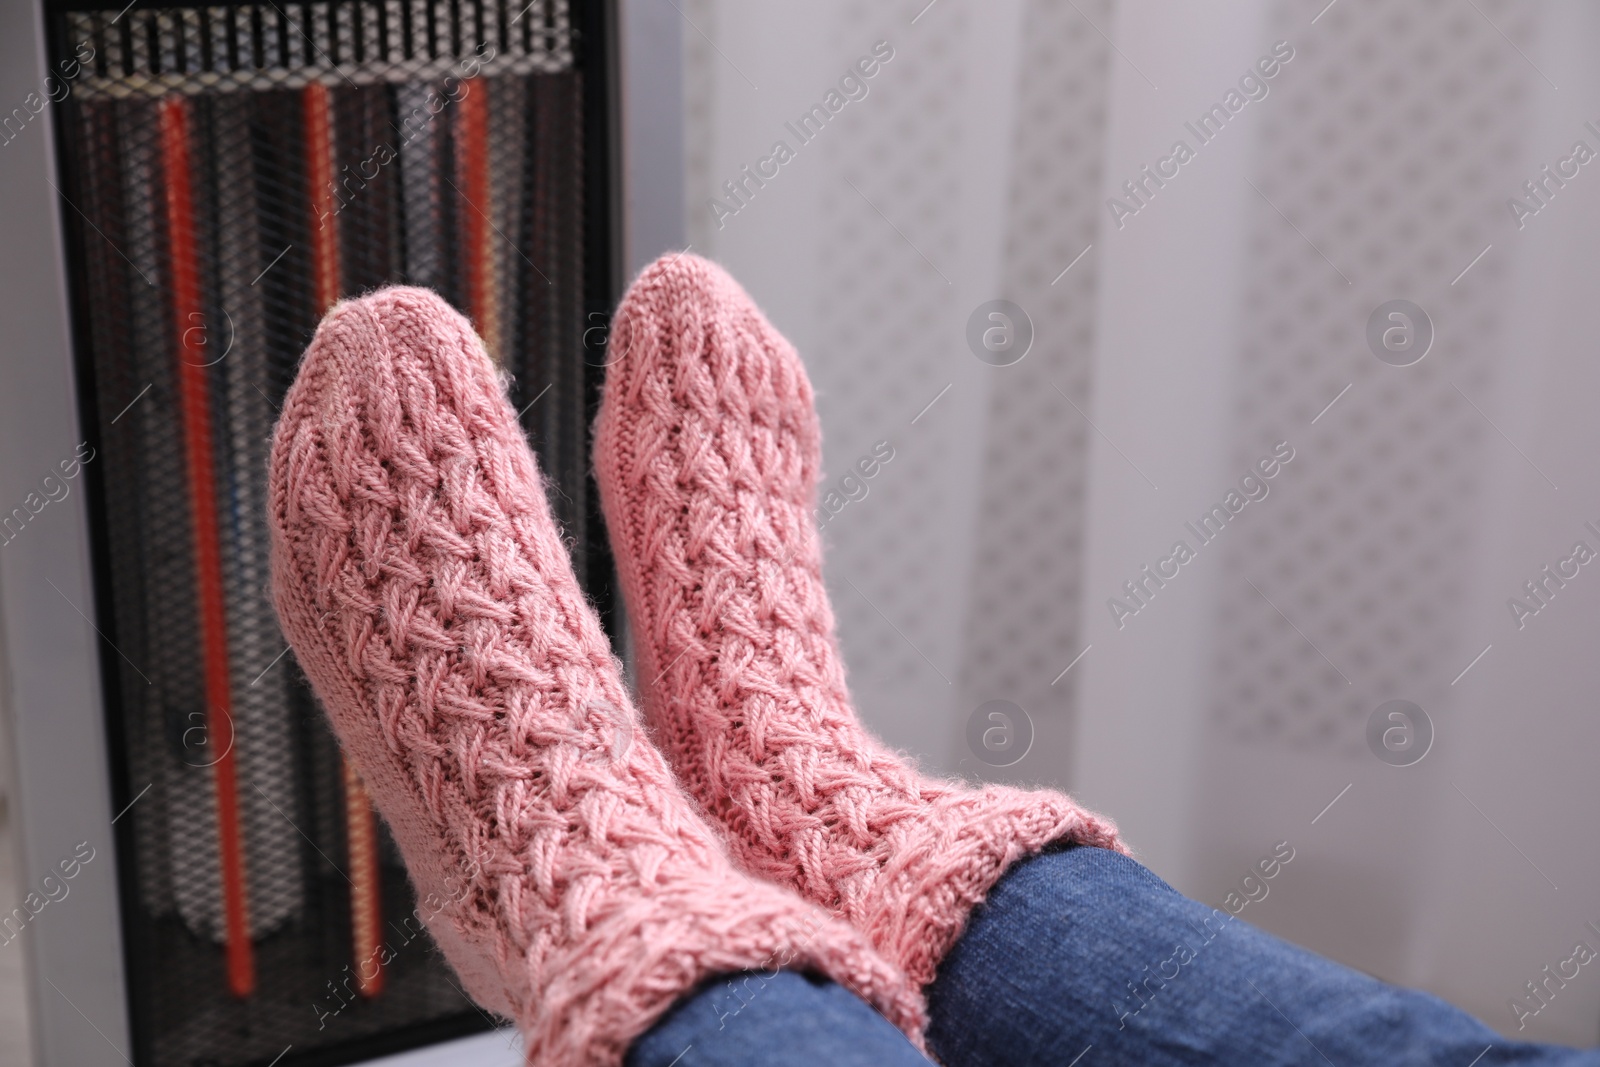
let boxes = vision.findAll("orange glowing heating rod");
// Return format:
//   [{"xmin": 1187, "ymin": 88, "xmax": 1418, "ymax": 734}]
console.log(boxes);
[
  {"xmin": 456, "ymin": 77, "xmax": 499, "ymax": 363},
  {"xmin": 158, "ymin": 96, "xmax": 256, "ymax": 998}
]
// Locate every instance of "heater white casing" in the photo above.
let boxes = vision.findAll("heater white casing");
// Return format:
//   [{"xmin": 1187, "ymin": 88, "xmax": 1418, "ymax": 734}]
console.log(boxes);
[
  {"xmin": 0, "ymin": 1, "xmax": 679, "ymax": 1064},
  {"xmin": 0, "ymin": 1, "xmax": 130, "ymax": 1063}
]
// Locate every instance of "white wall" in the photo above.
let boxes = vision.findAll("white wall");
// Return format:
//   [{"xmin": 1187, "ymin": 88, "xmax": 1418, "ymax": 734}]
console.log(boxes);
[{"xmin": 683, "ymin": 0, "xmax": 1600, "ymax": 1046}]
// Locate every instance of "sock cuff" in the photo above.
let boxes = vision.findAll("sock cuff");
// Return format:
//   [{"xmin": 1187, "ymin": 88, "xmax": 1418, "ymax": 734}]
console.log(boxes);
[
  {"xmin": 868, "ymin": 785, "xmax": 1128, "ymax": 989},
  {"xmin": 526, "ymin": 880, "xmax": 928, "ymax": 1065}
]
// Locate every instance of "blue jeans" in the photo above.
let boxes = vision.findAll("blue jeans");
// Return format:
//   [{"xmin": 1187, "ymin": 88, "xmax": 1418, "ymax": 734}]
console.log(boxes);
[{"xmin": 627, "ymin": 846, "xmax": 1599, "ymax": 1066}]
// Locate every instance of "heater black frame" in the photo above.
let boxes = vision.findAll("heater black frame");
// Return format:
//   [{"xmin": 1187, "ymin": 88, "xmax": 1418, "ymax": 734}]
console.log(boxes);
[{"xmin": 40, "ymin": 1, "xmax": 623, "ymax": 1064}]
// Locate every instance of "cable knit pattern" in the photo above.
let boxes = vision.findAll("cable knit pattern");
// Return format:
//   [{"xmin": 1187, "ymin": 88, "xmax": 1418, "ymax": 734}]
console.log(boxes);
[
  {"xmin": 267, "ymin": 286, "xmax": 925, "ymax": 1067},
  {"xmin": 593, "ymin": 254, "xmax": 1128, "ymax": 992}
]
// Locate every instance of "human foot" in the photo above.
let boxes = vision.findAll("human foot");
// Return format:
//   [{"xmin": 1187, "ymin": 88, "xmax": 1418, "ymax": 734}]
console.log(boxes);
[
  {"xmin": 593, "ymin": 254, "xmax": 1126, "ymax": 988},
  {"xmin": 268, "ymin": 286, "xmax": 924, "ymax": 1065}
]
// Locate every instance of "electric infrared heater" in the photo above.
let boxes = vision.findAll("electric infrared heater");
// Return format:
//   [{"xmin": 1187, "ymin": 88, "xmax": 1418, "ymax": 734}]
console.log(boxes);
[{"xmin": 25, "ymin": 1, "xmax": 621, "ymax": 1063}]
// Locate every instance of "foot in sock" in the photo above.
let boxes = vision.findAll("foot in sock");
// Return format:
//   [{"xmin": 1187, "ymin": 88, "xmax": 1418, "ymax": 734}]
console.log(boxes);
[
  {"xmin": 267, "ymin": 287, "xmax": 925, "ymax": 1066},
  {"xmin": 593, "ymin": 254, "xmax": 1127, "ymax": 990}
]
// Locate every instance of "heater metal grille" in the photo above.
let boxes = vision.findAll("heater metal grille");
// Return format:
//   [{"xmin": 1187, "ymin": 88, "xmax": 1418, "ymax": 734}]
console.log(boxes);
[
  {"xmin": 62, "ymin": 0, "xmax": 572, "ymax": 96},
  {"xmin": 47, "ymin": 1, "xmax": 605, "ymax": 1063}
]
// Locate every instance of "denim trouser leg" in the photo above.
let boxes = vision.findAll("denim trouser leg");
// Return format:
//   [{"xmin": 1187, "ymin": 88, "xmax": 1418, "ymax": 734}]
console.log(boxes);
[
  {"xmin": 927, "ymin": 846, "xmax": 1599, "ymax": 1067},
  {"xmin": 628, "ymin": 845, "xmax": 1600, "ymax": 1067},
  {"xmin": 626, "ymin": 969, "xmax": 932, "ymax": 1066}
]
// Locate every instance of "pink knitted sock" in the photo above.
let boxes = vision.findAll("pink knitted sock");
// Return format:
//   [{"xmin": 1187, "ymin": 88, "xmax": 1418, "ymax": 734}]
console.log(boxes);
[
  {"xmin": 593, "ymin": 254, "xmax": 1128, "ymax": 990},
  {"xmin": 268, "ymin": 287, "xmax": 925, "ymax": 1066}
]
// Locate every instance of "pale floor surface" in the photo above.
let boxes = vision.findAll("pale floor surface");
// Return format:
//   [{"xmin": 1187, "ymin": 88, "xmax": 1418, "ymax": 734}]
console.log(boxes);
[
  {"xmin": 0, "ymin": 750, "xmax": 512, "ymax": 1067},
  {"xmin": 0, "ymin": 791, "xmax": 35, "ymax": 1067},
  {"xmin": 0, "ymin": 756, "xmax": 518, "ymax": 1067}
]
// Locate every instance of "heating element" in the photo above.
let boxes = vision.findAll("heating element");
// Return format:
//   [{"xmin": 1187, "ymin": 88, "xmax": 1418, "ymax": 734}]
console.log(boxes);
[{"xmin": 41, "ymin": 1, "xmax": 615, "ymax": 1063}]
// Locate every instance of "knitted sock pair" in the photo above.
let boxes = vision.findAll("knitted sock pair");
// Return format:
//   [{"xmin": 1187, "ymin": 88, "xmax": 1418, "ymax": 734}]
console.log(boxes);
[{"xmin": 268, "ymin": 255, "xmax": 1122, "ymax": 1066}]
